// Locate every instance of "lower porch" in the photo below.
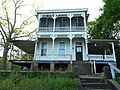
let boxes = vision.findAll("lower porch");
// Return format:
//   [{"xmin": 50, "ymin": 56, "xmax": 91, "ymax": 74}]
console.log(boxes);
[
  {"xmin": 7, "ymin": 60, "xmax": 116, "ymax": 74},
  {"xmin": 8, "ymin": 60, "xmax": 72, "ymax": 71}
]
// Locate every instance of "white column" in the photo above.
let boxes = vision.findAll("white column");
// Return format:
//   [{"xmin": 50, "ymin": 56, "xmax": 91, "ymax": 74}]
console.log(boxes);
[
  {"xmin": 34, "ymin": 39, "xmax": 38, "ymax": 60},
  {"xmin": 38, "ymin": 14, "xmax": 41, "ymax": 32},
  {"xmin": 70, "ymin": 17, "xmax": 71, "ymax": 32},
  {"xmin": 52, "ymin": 37, "xmax": 55, "ymax": 60},
  {"xmin": 68, "ymin": 14, "xmax": 73, "ymax": 32},
  {"xmin": 85, "ymin": 39, "xmax": 88, "ymax": 60},
  {"xmin": 53, "ymin": 15, "xmax": 56, "ymax": 32},
  {"xmin": 69, "ymin": 37, "xmax": 73, "ymax": 64},
  {"xmin": 111, "ymin": 43, "xmax": 116, "ymax": 62},
  {"xmin": 83, "ymin": 13, "xmax": 87, "ymax": 31}
]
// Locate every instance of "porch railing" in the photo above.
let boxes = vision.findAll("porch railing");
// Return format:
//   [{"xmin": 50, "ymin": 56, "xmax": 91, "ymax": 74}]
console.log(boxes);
[
  {"xmin": 89, "ymin": 54, "xmax": 114, "ymax": 61},
  {"xmin": 34, "ymin": 54, "xmax": 71, "ymax": 61}
]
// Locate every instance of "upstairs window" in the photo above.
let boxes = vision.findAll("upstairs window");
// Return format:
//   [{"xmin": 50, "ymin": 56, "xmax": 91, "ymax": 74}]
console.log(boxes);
[
  {"xmin": 56, "ymin": 17, "xmax": 70, "ymax": 27},
  {"xmin": 71, "ymin": 16, "xmax": 84, "ymax": 26},
  {"xmin": 39, "ymin": 18, "xmax": 53, "ymax": 27}
]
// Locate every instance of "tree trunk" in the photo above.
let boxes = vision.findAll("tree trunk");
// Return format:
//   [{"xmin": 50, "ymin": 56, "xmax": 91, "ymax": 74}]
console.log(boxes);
[{"xmin": 2, "ymin": 46, "xmax": 9, "ymax": 70}]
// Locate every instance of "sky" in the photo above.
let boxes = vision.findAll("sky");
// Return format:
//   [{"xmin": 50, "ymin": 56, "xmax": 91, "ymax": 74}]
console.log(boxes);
[{"xmin": 28, "ymin": 0, "xmax": 104, "ymax": 21}]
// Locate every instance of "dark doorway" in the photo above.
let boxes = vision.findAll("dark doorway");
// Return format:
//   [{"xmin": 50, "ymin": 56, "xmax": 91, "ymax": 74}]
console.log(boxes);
[{"xmin": 76, "ymin": 46, "xmax": 83, "ymax": 61}]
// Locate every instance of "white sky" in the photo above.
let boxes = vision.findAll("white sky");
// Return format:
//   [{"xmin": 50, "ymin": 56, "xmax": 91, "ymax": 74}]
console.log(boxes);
[{"xmin": 28, "ymin": 0, "xmax": 104, "ymax": 21}]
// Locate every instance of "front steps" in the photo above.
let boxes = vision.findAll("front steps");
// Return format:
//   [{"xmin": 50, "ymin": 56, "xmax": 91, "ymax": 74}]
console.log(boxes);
[
  {"xmin": 79, "ymin": 74, "xmax": 111, "ymax": 90},
  {"xmin": 73, "ymin": 61, "xmax": 91, "ymax": 75}
]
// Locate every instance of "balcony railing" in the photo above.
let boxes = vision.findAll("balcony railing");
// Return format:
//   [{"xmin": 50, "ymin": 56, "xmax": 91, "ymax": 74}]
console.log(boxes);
[
  {"xmin": 71, "ymin": 26, "xmax": 85, "ymax": 32},
  {"xmin": 38, "ymin": 26, "xmax": 85, "ymax": 32},
  {"xmin": 55, "ymin": 27, "xmax": 70, "ymax": 32},
  {"xmin": 39, "ymin": 27, "xmax": 53, "ymax": 32}
]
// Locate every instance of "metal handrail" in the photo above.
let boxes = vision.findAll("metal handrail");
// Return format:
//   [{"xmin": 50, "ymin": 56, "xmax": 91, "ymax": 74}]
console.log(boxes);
[{"xmin": 108, "ymin": 63, "xmax": 120, "ymax": 79}]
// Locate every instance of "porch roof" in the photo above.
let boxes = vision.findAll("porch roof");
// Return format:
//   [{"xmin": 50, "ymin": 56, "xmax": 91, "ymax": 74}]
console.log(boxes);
[
  {"xmin": 88, "ymin": 39, "xmax": 117, "ymax": 43},
  {"xmin": 12, "ymin": 40, "xmax": 35, "ymax": 54}
]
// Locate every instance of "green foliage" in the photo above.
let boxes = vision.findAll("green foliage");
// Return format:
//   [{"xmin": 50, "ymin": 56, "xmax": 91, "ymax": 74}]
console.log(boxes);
[
  {"xmin": 115, "ymin": 75, "xmax": 120, "ymax": 84},
  {"xmin": 88, "ymin": 0, "xmax": 120, "ymax": 39},
  {"xmin": 0, "ymin": 72, "xmax": 77, "ymax": 90}
]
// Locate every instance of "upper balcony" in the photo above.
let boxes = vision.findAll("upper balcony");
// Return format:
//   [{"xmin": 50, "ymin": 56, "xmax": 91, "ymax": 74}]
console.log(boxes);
[{"xmin": 38, "ymin": 16, "xmax": 85, "ymax": 33}]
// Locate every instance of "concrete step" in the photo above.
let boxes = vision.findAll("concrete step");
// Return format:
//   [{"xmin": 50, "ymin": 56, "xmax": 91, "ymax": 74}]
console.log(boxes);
[
  {"xmin": 82, "ymin": 83, "xmax": 109, "ymax": 89},
  {"xmin": 79, "ymin": 74, "xmax": 110, "ymax": 90},
  {"xmin": 79, "ymin": 75, "xmax": 105, "ymax": 83},
  {"xmin": 85, "ymin": 88, "xmax": 111, "ymax": 90}
]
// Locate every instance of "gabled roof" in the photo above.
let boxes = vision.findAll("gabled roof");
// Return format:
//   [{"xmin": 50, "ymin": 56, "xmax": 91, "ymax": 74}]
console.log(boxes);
[{"xmin": 36, "ymin": 8, "xmax": 88, "ymax": 14}]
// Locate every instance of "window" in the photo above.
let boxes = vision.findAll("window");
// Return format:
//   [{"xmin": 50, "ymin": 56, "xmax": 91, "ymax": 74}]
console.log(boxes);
[
  {"xmin": 41, "ymin": 42, "xmax": 47, "ymax": 56},
  {"xmin": 59, "ymin": 42, "xmax": 65, "ymax": 56}
]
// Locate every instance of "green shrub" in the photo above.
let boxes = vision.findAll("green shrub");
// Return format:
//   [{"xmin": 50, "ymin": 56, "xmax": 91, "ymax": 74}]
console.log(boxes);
[
  {"xmin": 115, "ymin": 75, "xmax": 120, "ymax": 84},
  {"xmin": 0, "ymin": 72, "xmax": 77, "ymax": 90}
]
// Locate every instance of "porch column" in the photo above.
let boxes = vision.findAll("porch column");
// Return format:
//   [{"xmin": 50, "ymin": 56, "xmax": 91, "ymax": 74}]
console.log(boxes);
[
  {"xmin": 68, "ymin": 14, "xmax": 73, "ymax": 32},
  {"xmin": 85, "ymin": 39, "xmax": 88, "ymax": 59},
  {"xmin": 111, "ymin": 43, "xmax": 116, "ymax": 62},
  {"xmin": 83, "ymin": 13, "xmax": 87, "ymax": 31},
  {"xmin": 70, "ymin": 16, "xmax": 72, "ymax": 32},
  {"xmin": 52, "ymin": 37, "xmax": 55, "ymax": 60},
  {"xmin": 53, "ymin": 15, "xmax": 56, "ymax": 32},
  {"xmin": 34, "ymin": 39, "xmax": 38, "ymax": 60},
  {"xmin": 70, "ymin": 37, "xmax": 73, "ymax": 64}
]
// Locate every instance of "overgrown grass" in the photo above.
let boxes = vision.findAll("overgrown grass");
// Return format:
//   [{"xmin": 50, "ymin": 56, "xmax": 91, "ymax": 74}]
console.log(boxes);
[{"xmin": 0, "ymin": 72, "xmax": 77, "ymax": 90}]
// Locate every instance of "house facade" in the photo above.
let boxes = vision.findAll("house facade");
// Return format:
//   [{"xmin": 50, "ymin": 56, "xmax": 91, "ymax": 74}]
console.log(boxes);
[
  {"xmin": 34, "ymin": 8, "xmax": 89, "ymax": 62},
  {"xmin": 34, "ymin": 8, "xmax": 116, "ymax": 72}
]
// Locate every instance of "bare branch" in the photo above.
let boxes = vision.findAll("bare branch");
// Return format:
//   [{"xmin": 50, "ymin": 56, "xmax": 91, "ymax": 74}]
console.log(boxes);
[
  {"xmin": 19, "ymin": 14, "xmax": 35, "ymax": 29},
  {"xmin": 0, "ymin": 25, "xmax": 7, "ymax": 41}
]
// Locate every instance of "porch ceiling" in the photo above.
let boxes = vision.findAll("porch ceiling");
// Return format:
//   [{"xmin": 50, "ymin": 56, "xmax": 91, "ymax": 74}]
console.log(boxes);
[
  {"xmin": 88, "ymin": 42, "xmax": 112, "ymax": 54},
  {"xmin": 12, "ymin": 40, "xmax": 35, "ymax": 54}
]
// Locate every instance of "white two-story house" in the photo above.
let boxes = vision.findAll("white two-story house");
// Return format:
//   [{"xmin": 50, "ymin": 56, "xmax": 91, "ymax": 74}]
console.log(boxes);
[
  {"xmin": 10, "ymin": 8, "xmax": 116, "ymax": 72},
  {"xmin": 32, "ymin": 8, "xmax": 116, "ymax": 72}
]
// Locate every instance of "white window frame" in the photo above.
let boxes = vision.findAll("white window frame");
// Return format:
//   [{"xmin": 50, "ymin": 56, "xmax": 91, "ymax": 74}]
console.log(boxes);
[
  {"xmin": 59, "ymin": 41, "xmax": 66, "ymax": 56},
  {"xmin": 41, "ymin": 42, "xmax": 47, "ymax": 56}
]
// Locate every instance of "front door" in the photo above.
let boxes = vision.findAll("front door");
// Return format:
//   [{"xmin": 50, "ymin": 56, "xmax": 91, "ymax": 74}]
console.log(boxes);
[{"xmin": 76, "ymin": 46, "xmax": 83, "ymax": 61}]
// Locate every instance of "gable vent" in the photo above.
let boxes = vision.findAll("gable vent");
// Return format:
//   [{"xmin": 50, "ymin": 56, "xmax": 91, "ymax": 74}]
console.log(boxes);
[
  {"xmin": 74, "ymin": 14, "xmax": 81, "ymax": 17},
  {"xmin": 58, "ymin": 14, "xmax": 67, "ymax": 17},
  {"xmin": 57, "ymin": 35, "xmax": 68, "ymax": 38},
  {"xmin": 74, "ymin": 34, "xmax": 82, "ymax": 37}
]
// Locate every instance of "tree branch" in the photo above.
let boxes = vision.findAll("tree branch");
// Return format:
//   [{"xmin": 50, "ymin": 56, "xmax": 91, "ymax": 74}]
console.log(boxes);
[
  {"xmin": 0, "ymin": 25, "xmax": 7, "ymax": 42},
  {"xmin": 13, "ymin": 29, "xmax": 36, "ymax": 39}
]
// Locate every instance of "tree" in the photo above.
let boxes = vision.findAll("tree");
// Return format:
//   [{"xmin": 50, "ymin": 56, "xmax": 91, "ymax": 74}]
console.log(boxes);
[
  {"xmin": 87, "ymin": 0, "xmax": 120, "ymax": 68},
  {"xmin": 0, "ymin": 0, "xmax": 36, "ymax": 69},
  {"xmin": 88, "ymin": 0, "xmax": 120, "ymax": 39}
]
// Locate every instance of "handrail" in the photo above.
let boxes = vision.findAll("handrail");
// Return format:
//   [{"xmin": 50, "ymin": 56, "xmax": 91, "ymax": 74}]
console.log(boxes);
[
  {"xmin": 87, "ymin": 54, "xmax": 94, "ymax": 73},
  {"xmin": 108, "ymin": 63, "xmax": 120, "ymax": 79}
]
